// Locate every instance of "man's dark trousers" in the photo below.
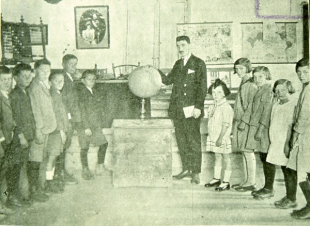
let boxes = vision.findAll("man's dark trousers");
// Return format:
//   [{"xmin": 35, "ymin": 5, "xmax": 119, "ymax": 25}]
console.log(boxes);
[{"xmin": 174, "ymin": 117, "xmax": 202, "ymax": 174}]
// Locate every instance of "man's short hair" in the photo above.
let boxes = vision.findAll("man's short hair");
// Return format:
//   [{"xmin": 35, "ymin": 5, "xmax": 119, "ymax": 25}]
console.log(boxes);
[
  {"xmin": 34, "ymin": 59, "xmax": 51, "ymax": 69},
  {"xmin": 12, "ymin": 63, "xmax": 32, "ymax": 76},
  {"xmin": 62, "ymin": 54, "xmax": 78, "ymax": 64},
  {"xmin": 176, "ymin": 36, "xmax": 190, "ymax": 44},
  {"xmin": 295, "ymin": 58, "xmax": 309, "ymax": 72},
  {"xmin": 0, "ymin": 66, "xmax": 10, "ymax": 75}
]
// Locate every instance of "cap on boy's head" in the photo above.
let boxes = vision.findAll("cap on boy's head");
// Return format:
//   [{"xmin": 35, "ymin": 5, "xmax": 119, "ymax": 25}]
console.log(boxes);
[
  {"xmin": 273, "ymin": 79, "xmax": 295, "ymax": 95},
  {"xmin": 81, "ymin": 70, "xmax": 96, "ymax": 79},
  {"xmin": 12, "ymin": 63, "xmax": 32, "ymax": 77},
  {"xmin": 208, "ymin": 78, "xmax": 231, "ymax": 96},
  {"xmin": 0, "ymin": 65, "xmax": 10, "ymax": 75},
  {"xmin": 234, "ymin": 58, "xmax": 252, "ymax": 74},
  {"xmin": 34, "ymin": 59, "xmax": 51, "ymax": 69},
  {"xmin": 176, "ymin": 36, "xmax": 190, "ymax": 44},
  {"xmin": 62, "ymin": 54, "xmax": 78, "ymax": 64},
  {"xmin": 49, "ymin": 70, "xmax": 64, "ymax": 82},
  {"xmin": 295, "ymin": 58, "xmax": 309, "ymax": 72},
  {"xmin": 253, "ymin": 66, "xmax": 272, "ymax": 80}
]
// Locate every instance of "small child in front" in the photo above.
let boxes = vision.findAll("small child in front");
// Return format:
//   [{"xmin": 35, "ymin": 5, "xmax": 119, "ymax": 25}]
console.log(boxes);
[
  {"xmin": 205, "ymin": 79, "xmax": 233, "ymax": 191},
  {"xmin": 77, "ymin": 70, "xmax": 108, "ymax": 180}
]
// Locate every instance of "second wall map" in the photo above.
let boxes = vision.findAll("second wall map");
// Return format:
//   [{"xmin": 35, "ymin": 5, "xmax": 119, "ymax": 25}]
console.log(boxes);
[{"xmin": 242, "ymin": 22, "xmax": 297, "ymax": 63}]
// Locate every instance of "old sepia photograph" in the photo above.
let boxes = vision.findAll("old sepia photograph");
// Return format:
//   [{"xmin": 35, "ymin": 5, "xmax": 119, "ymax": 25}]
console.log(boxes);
[{"xmin": 0, "ymin": 0, "xmax": 309, "ymax": 225}]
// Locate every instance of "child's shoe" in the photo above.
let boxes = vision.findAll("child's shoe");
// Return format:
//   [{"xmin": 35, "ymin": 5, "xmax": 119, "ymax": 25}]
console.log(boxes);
[
  {"xmin": 274, "ymin": 196, "xmax": 287, "ymax": 206},
  {"xmin": 215, "ymin": 182, "xmax": 230, "ymax": 191},
  {"xmin": 276, "ymin": 198, "xmax": 297, "ymax": 209},
  {"xmin": 45, "ymin": 180, "xmax": 64, "ymax": 194},
  {"xmin": 253, "ymin": 188, "xmax": 274, "ymax": 199},
  {"xmin": 82, "ymin": 168, "xmax": 94, "ymax": 180},
  {"xmin": 204, "ymin": 178, "xmax": 221, "ymax": 187},
  {"xmin": 291, "ymin": 205, "xmax": 310, "ymax": 219}
]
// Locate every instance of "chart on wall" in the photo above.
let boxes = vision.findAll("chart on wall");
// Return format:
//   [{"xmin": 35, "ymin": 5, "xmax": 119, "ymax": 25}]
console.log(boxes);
[
  {"xmin": 177, "ymin": 22, "xmax": 233, "ymax": 64},
  {"xmin": 242, "ymin": 22, "xmax": 297, "ymax": 63}
]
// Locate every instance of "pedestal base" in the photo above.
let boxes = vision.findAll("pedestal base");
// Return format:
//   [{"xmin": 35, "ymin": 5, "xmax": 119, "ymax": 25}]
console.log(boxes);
[{"xmin": 111, "ymin": 119, "xmax": 174, "ymax": 187}]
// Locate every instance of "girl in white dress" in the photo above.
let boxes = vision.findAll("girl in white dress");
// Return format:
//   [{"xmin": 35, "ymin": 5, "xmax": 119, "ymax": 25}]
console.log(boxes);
[
  {"xmin": 253, "ymin": 79, "xmax": 297, "ymax": 207},
  {"xmin": 205, "ymin": 79, "xmax": 233, "ymax": 191}
]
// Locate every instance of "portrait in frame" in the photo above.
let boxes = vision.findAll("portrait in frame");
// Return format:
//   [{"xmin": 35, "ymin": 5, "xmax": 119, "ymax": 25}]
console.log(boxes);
[{"xmin": 74, "ymin": 5, "xmax": 110, "ymax": 49}]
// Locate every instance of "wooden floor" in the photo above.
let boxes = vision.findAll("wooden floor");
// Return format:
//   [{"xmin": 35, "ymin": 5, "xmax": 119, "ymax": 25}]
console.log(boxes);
[{"xmin": 1, "ymin": 153, "xmax": 310, "ymax": 226}]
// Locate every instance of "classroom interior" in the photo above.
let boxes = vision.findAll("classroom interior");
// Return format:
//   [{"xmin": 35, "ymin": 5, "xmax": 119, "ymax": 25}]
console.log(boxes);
[{"xmin": 1, "ymin": 0, "xmax": 310, "ymax": 225}]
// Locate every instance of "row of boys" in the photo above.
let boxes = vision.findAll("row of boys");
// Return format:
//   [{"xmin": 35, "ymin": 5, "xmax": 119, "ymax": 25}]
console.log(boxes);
[
  {"xmin": 0, "ymin": 55, "xmax": 108, "ymax": 219},
  {"xmin": 205, "ymin": 58, "xmax": 310, "ymax": 219}
]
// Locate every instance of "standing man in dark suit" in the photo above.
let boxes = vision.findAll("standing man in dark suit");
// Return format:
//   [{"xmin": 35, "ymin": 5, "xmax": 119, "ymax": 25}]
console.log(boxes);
[
  {"xmin": 159, "ymin": 36, "xmax": 207, "ymax": 184},
  {"xmin": 54, "ymin": 54, "xmax": 81, "ymax": 185}
]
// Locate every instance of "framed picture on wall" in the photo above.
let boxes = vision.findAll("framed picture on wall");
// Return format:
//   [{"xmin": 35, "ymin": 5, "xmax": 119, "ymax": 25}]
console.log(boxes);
[{"xmin": 74, "ymin": 5, "xmax": 110, "ymax": 49}]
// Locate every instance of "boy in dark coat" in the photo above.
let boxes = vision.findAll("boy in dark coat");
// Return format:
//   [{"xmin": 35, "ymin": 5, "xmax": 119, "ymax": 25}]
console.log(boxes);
[
  {"xmin": 10, "ymin": 63, "xmax": 48, "ymax": 203},
  {"xmin": 0, "ymin": 66, "xmax": 15, "ymax": 217},
  {"xmin": 77, "ymin": 70, "xmax": 108, "ymax": 180}
]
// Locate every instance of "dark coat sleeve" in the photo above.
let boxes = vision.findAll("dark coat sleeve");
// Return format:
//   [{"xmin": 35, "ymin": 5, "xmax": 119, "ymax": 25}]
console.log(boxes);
[
  {"xmin": 194, "ymin": 59, "xmax": 207, "ymax": 110},
  {"xmin": 77, "ymin": 86, "xmax": 91, "ymax": 130}
]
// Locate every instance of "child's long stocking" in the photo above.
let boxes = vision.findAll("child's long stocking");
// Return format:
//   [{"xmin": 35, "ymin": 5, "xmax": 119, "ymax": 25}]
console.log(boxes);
[{"xmin": 244, "ymin": 152, "xmax": 256, "ymax": 186}]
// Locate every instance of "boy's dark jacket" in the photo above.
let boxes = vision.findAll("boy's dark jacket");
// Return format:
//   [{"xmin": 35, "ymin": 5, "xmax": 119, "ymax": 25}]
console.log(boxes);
[{"xmin": 77, "ymin": 84, "xmax": 105, "ymax": 130}]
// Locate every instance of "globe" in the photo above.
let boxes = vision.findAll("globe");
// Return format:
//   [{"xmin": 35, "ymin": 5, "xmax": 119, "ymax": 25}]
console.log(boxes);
[{"xmin": 128, "ymin": 66, "xmax": 162, "ymax": 98}]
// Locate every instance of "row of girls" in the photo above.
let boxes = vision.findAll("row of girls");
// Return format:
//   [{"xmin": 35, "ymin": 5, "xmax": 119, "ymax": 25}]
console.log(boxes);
[{"xmin": 205, "ymin": 58, "xmax": 310, "ymax": 220}]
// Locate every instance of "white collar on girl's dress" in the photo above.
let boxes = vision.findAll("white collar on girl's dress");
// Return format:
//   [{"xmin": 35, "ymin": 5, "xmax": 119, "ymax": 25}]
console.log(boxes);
[{"xmin": 215, "ymin": 98, "xmax": 227, "ymax": 106}]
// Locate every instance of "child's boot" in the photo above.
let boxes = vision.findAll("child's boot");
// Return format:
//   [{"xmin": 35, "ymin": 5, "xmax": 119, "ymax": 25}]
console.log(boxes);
[
  {"xmin": 291, "ymin": 179, "xmax": 310, "ymax": 219},
  {"xmin": 45, "ymin": 180, "xmax": 63, "ymax": 194}
]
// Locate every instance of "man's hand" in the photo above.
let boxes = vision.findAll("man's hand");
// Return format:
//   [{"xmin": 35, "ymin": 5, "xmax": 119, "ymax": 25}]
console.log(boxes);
[
  {"xmin": 85, "ymin": 128, "xmax": 92, "ymax": 136},
  {"xmin": 193, "ymin": 108, "xmax": 201, "ymax": 119}
]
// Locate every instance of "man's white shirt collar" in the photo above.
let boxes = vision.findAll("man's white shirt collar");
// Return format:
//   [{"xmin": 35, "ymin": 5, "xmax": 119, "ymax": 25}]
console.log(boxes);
[
  {"xmin": 86, "ymin": 86, "xmax": 93, "ymax": 94},
  {"xmin": 182, "ymin": 53, "xmax": 191, "ymax": 66}
]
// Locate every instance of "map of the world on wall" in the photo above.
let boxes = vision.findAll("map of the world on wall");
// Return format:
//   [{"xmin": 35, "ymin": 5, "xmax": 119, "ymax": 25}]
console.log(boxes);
[
  {"xmin": 177, "ymin": 23, "xmax": 233, "ymax": 64},
  {"xmin": 242, "ymin": 22, "xmax": 297, "ymax": 63}
]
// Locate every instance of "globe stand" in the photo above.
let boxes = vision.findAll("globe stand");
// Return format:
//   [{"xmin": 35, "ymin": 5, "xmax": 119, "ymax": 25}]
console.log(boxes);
[{"xmin": 140, "ymin": 98, "xmax": 146, "ymax": 120}]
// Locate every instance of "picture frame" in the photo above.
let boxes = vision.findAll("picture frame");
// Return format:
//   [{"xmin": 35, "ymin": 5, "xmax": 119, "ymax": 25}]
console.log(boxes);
[{"xmin": 74, "ymin": 5, "xmax": 110, "ymax": 49}]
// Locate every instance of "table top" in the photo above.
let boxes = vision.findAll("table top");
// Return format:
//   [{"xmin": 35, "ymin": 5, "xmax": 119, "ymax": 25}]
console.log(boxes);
[{"xmin": 112, "ymin": 119, "xmax": 174, "ymax": 129}]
